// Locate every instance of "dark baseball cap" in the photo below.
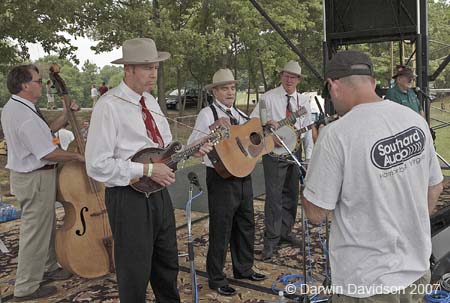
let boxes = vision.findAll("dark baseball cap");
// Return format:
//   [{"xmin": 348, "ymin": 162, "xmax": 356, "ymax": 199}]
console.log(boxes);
[
  {"xmin": 392, "ymin": 65, "xmax": 416, "ymax": 79},
  {"xmin": 322, "ymin": 51, "xmax": 374, "ymax": 97}
]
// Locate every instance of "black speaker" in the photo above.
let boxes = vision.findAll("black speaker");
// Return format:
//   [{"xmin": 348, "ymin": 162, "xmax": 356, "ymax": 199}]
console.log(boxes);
[
  {"xmin": 431, "ymin": 207, "xmax": 450, "ymax": 283},
  {"xmin": 325, "ymin": 0, "xmax": 418, "ymax": 44}
]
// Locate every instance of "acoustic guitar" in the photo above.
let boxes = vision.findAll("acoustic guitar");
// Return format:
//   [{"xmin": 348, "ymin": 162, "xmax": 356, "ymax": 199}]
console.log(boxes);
[
  {"xmin": 130, "ymin": 126, "xmax": 229, "ymax": 196},
  {"xmin": 212, "ymin": 107, "xmax": 307, "ymax": 178}
]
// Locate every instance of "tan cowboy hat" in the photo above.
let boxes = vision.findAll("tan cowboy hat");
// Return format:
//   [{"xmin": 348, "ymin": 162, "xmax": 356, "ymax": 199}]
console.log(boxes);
[
  {"xmin": 278, "ymin": 60, "xmax": 307, "ymax": 78},
  {"xmin": 205, "ymin": 69, "xmax": 239, "ymax": 91},
  {"xmin": 111, "ymin": 38, "xmax": 171, "ymax": 65}
]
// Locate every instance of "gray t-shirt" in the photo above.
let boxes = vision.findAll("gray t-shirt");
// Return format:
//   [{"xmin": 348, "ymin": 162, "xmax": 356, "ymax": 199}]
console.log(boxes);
[{"xmin": 304, "ymin": 101, "xmax": 443, "ymax": 298}]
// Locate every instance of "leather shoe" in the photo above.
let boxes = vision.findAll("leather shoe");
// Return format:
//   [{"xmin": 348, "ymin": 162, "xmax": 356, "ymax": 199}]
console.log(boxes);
[
  {"xmin": 14, "ymin": 285, "xmax": 57, "ymax": 301},
  {"xmin": 43, "ymin": 267, "xmax": 72, "ymax": 281},
  {"xmin": 262, "ymin": 245, "xmax": 274, "ymax": 260},
  {"xmin": 215, "ymin": 285, "xmax": 236, "ymax": 296},
  {"xmin": 236, "ymin": 272, "xmax": 267, "ymax": 281},
  {"xmin": 280, "ymin": 234, "xmax": 302, "ymax": 246}
]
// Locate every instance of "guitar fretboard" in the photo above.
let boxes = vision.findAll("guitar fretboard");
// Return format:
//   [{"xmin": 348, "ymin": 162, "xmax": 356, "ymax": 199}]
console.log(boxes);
[{"xmin": 276, "ymin": 108, "xmax": 307, "ymax": 130}]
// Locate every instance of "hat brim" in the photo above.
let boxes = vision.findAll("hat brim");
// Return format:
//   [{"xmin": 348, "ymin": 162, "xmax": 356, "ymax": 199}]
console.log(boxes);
[
  {"xmin": 278, "ymin": 68, "xmax": 307, "ymax": 78},
  {"xmin": 111, "ymin": 51, "xmax": 171, "ymax": 64},
  {"xmin": 392, "ymin": 73, "xmax": 417, "ymax": 79},
  {"xmin": 205, "ymin": 80, "xmax": 239, "ymax": 91}
]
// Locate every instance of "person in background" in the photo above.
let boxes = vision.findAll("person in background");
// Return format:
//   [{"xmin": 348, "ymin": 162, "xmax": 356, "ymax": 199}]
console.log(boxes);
[
  {"xmin": 303, "ymin": 51, "xmax": 443, "ymax": 302},
  {"xmin": 385, "ymin": 65, "xmax": 425, "ymax": 118},
  {"xmin": 46, "ymin": 80, "xmax": 56, "ymax": 110},
  {"xmin": 1, "ymin": 64, "xmax": 84, "ymax": 301},
  {"xmin": 91, "ymin": 84, "xmax": 99, "ymax": 107},
  {"xmin": 98, "ymin": 81, "xmax": 109, "ymax": 96},
  {"xmin": 250, "ymin": 60, "xmax": 313, "ymax": 260},
  {"xmin": 80, "ymin": 120, "xmax": 90, "ymax": 142}
]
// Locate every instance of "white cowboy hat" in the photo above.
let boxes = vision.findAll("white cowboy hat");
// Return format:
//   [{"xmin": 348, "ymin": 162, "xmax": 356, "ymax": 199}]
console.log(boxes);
[
  {"xmin": 205, "ymin": 69, "xmax": 238, "ymax": 91},
  {"xmin": 278, "ymin": 60, "xmax": 307, "ymax": 78},
  {"xmin": 111, "ymin": 38, "xmax": 171, "ymax": 65}
]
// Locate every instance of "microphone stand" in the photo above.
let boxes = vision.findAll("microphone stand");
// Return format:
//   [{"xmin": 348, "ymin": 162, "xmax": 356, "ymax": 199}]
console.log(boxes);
[
  {"xmin": 268, "ymin": 127, "xmax": 310, "ymax": 303},
  {"xmin": 436, "ymin": 152, "xmax": 450, "ymax": 170},
  {"xmin": 185, "ymin": 182, "xmax": 203, "ymax": 303}
]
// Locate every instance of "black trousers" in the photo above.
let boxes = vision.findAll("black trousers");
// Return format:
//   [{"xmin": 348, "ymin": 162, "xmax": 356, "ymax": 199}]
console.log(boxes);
[
  {"xmin": 262, "ymin": 149, "xmax": 302, "ymax": 249},
  {"xmin": 206, "ymin": 167, "xmax": 255, "ymax": 289},
  {"xmin": 105, "ymin": 186, "xmax": 180, "ymax": 303}
]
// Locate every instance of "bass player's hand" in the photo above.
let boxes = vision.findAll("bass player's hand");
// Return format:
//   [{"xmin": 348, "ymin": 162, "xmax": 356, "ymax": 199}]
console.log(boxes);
[{"xmin": 145, "ymin": 163, "xmax": 175, "ymax": 187}]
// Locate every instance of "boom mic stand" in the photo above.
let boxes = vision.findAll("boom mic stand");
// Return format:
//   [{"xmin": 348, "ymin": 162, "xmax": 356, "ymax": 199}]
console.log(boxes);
[
  {"xmin": 268, "ymin": 127, "xmax": 310, "ymax": 303},
  {"xmin": 185, "ymin": 176, "xmax": 203, "ymax": 303}
]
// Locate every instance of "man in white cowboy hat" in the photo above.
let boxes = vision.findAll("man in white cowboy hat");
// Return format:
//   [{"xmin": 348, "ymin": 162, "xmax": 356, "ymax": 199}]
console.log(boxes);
[
  {"xmin": 250, "ymin": 60, "xmax": 313, "ymax": 260},
  {"xmin": 85, "ymin": 38, "xmax": 212, "ymax": 303},
  {"xmin": 188, "ymin": 68, "xmax": 266, "ymax": 297}
]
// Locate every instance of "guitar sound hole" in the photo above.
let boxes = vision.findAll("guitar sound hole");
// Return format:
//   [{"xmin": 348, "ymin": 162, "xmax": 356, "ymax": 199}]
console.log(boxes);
[{"xmin": 249, "ymin": 132, "xmax": 261, "ymax": 146}]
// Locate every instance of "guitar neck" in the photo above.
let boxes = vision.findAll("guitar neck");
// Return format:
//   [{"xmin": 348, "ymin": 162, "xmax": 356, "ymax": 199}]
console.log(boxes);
[
  {"xmin": 297, "ymin": 123, "xmax": 314, "ymax": 135},
  {"xmin": 275, "ymin": 109, "xmax": 305, "ymax": 130},
  {"xmin": 169, "ymin": 135, "xmax": 213, "ymax": 165},
  {"xmin": 297, "ymin": 115, "xmax": 339, "ymax": 135}
]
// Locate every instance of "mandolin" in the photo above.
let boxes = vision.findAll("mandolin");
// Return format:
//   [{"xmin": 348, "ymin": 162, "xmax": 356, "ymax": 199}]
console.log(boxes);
[{"xmin": 130, "ymin": 126, "xmax": 229, "ymax": 196}]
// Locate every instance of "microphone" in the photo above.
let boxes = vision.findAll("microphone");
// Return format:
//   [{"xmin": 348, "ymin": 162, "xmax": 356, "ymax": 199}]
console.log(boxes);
[
  {"xmin": 187, "ymin": 172, "xmax": 202, "ymax": 191},
  {"xmin": 415, "ymin": 87, "xmax": 433, "ymax": 101},
  {"xmin": 260, "ymin": 99, "xmax": 268, "ymax": 127}
]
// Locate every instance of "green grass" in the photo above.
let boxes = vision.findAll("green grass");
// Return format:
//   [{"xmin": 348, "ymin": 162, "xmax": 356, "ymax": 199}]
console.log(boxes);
[{"xmin": 430, "ymin": 96, "xmax": 450, "ymax": 176}]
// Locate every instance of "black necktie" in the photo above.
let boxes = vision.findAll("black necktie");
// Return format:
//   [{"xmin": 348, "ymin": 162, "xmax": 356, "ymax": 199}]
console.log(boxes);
[
  {"xmin": 35, "ymin": 106, "xmax": 49, "ymax": 125},
  {"xmin": 226, "ymin": 109, "xmax": 238, "ymax": 125}
]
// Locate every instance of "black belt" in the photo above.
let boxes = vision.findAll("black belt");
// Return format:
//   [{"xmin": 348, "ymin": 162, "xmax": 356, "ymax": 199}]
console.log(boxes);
[{"xmin": 36, "ymin": 164, "xmax": 57, "ymax": 171}]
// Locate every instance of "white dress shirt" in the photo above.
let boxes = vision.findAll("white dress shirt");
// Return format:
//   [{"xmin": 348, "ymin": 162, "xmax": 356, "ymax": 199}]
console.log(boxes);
[
  {"xmin": 1, "ymin": 95, "xmax": 57, "ymax": 172},
  {"xmin": 250, "ymin": 85, "xmax": 313, "ymax": 159},
  {"xmin": 85, "ymin": 81, "xmax": 172, "ymax": 187},
  {"xmin": 188, "ymin": 101, "xmax": 247, "ymax": 168}
]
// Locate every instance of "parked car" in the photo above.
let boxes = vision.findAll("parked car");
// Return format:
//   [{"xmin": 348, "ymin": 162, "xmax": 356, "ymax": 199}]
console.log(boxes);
[{"xmin": 166, "ymin": 88, "xmax": 212, "ymax": 110}]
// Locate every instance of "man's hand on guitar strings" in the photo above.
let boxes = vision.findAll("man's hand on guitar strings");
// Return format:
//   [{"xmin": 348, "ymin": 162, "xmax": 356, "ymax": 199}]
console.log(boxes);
[
  {"xmin": 209, "ymin": 117, "xmax": 231, "ymax": 130},
  {"xmin": 149, "ymin": 163, "xmax": 176, "ymax": 187}
]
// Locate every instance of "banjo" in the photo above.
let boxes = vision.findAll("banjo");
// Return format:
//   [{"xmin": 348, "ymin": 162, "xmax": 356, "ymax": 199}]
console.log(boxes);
[{"xmin": 270, "ymin": 114, "xmax": 339, "ymax": 157}]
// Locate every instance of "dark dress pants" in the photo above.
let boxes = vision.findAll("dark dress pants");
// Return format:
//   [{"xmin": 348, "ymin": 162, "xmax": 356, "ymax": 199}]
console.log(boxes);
[
  {"xmin": 262, "ymin": 150, "xmax": 301, "ymax": 249},
  {"xmin": 105, "ymin": 186, "xmax": 180, "ymax": 303},
  {"xmin": 206, "ymin": 167, "xmax": 255, "ymax": 288}
]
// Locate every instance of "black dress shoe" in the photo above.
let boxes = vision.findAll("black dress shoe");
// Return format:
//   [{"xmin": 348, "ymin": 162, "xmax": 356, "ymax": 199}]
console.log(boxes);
[
  {"xmin": 216, "ymin": 285, "xmax": 236, "ymax": 296},
  {"xmin": 14, "ymin": 285, "xmax": 57, "ymax": 302},
  {"xmin": 236, "ymin": 272, "xmax": 267, "ymax": 281},
  {"xmin": 262, "ymin": 245, "xmax": 274, "ymax": 260},
  {"xmin": 280, "ymin": 234, "xmax": 302, "ymax": 246}
]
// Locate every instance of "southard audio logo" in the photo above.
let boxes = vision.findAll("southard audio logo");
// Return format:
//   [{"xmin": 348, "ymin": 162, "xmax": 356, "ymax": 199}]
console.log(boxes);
[{"xmin": 371, "ymin": 127, "xmax": 425, "ymax": 170}]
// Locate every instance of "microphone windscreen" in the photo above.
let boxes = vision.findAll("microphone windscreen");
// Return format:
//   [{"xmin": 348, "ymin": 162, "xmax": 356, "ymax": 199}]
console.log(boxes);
[
  {"xmin": 188, "ymin": 172, "xmax": 198, "ymax": 182},
  {"xmin": 260, "ymin": 99, "xmax": 268, "ymax": 126}
]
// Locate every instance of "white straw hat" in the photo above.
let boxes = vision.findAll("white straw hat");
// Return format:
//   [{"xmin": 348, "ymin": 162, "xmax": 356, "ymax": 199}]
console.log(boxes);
[
  {"xmin": 111, "ymin": 38, "xmax": 170, "ymax": 65},
  {"xmin": 278, "ymin": 60, "xmax": 307, "ymax": 78},
  {"xmin": 205, "ymin": 69, "xmax": 238, "ymax": 91}
]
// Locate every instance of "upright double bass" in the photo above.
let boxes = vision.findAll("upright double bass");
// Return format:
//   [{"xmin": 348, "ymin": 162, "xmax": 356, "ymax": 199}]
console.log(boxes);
[{"xmin": 49, "ymin": 65, "xmax": 114, "ymax": 278}]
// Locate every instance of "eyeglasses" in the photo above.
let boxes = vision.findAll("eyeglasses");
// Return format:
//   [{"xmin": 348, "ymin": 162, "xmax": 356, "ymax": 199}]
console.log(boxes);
[{"xmin": 31, "ymin": 79, "xmax": 43, "ymax": 85}]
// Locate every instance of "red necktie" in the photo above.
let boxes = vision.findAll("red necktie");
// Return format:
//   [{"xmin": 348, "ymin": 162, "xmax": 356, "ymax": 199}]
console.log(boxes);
[
  {"xmin": 139, "ymin": 97, "xmax": 164, "ymax": 147},
  {"xmin": 286, "ymin": 94, "xmax": 292, "ymax": 118}
]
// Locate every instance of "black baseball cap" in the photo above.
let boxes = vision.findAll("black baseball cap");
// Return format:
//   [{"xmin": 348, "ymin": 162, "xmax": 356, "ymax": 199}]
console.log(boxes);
[
  {"xmin": 392, "ymin": 65, "xmax": 416, "ymax": 79},
  {"xmin": 322, "ymin": 51, "xmax": 374, "ymax": 98}
]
